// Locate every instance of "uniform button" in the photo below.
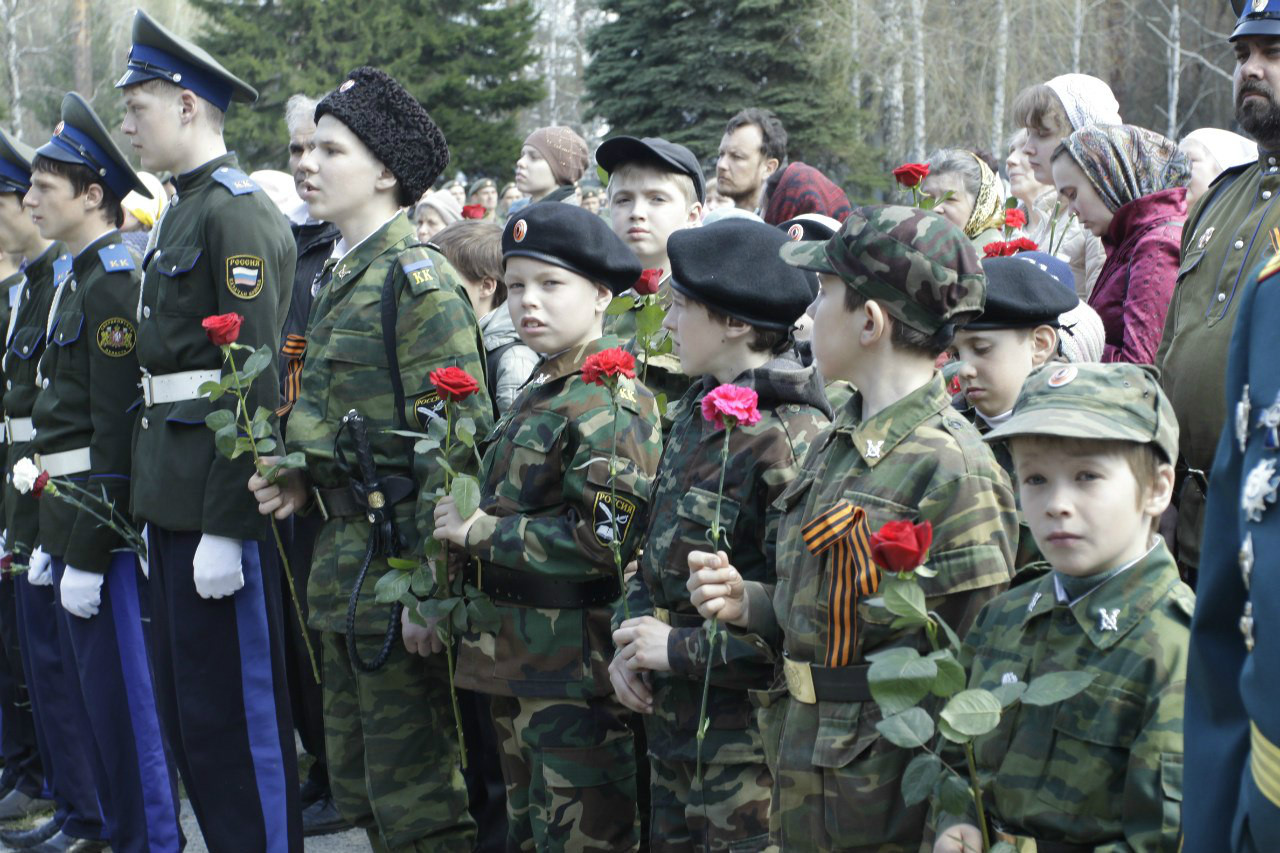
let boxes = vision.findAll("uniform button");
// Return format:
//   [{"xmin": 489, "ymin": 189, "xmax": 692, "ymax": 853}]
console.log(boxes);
[
  {"xmin": 1218, "ymin": 293, "xmax": 1227, "ymax": 303},
  {"xmin": 1266, "ymin": 191, "xmax": 1274, "ymax": 200},
  {"xmin": 4, "ymin": 381, "xmax": 10, "ymax": 391},
  {"xmin": 40, "ymin": 379, "xmax": 48, "ymax": 389},
  {"xmin": 1236, "ymin": 240, "xmax": 1246, "ymax": 249},
  {"xmin": 21, "ymin": 346, "xmax": 28, "ymax": 354},
  {"xmin": 141, "ymin": 416, "xmax": 149, "ymax": 430},
  {"xmin": 143, "ymin": 306, "xmax": 151, "ymax": 318},
  {"xmin": 70, "ymin": 281, "xmax": 76, "ymax": 292}
]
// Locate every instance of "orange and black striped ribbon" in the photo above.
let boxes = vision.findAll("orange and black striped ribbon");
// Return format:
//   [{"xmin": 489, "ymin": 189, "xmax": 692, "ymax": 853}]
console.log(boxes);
[
  {"xmin": 800, "ymin": 500, "xmax": 879, "ymax": 667},
  {"xmin": 275, "ymin": 334, "xmax": 307, "ymax": 417}
]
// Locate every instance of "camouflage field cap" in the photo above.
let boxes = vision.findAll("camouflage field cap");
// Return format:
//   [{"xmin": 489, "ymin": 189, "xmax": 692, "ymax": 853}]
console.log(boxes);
[
  {"xmin": 778, "ymin": 204, "xmax": 986, "ymax": 334},
  {"xmin": 984, "ymin": 362, "xmax": 1179, "ymax": 462}
]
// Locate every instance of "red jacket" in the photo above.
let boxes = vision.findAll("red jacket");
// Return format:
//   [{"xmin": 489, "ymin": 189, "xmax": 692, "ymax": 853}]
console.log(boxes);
[{"xmin": 1089, "ymin": 187, "xmax": 1187, "ymax": 364}]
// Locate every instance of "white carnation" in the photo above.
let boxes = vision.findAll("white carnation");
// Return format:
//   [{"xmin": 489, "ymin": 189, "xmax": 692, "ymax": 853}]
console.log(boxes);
[{"xmin": 11, "ymin": 458, "xmax": 40, "ymax": 494}]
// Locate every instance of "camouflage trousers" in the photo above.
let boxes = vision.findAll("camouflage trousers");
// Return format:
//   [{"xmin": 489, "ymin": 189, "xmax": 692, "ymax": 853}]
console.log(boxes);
[
  {"xmin": 321, "ymin": 631, "xmax": 475, "ymax": 852},
  {"xmin": 489, "ymin": 693, "xmax": 639, "ymax": 852},
  {"xmin": 649, "ymin": 757, "xmax": 772, "ymax": 853},
  {"xmin": 769, "ymin": 697, "xmax": 924, "ymax": 852}
]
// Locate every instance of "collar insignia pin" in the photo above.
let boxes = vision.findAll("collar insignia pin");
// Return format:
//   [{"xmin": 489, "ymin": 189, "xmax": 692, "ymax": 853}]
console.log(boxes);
[
  {"xmin": 1238, "ymin": 384, "xmax": 1253, "ymax": 452},
  {"xmin": 1198, "ymin": 226, "xmax": 1215, "ymax": 250},
  {"xmin": 1098, "ymin": 608, "xmax": 1120, "ymax": 632},
  {"xmin": 1028, "ymin": 591, "xmax": 1042, "ymax": 612},
  {"xmin": 865, "ymin": 439, "xmax": 884, "ymax": 459}
]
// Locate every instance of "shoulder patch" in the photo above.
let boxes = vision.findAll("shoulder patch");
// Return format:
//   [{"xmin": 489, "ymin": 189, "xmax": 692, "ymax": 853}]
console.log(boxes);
[
  {"xmin": 1260, "ymin": 252, "xmax": 1280, "ymax": 284},
  {"xmin": 97, "ymin": 242, "xmax": 136, "ymax": 274},
  {"xmin": 226, "ymin": 255, "xmax": 265, "ymax": 299},
  {"xmin": 593, "ymin": 490, "xmax": 637, "ymax": 547},
  {"xmin": 96, "ymin": 316, "xmax": 136, "ymax": 357},
  {"xmin": 210, "ymin": 166, "xmax": 260, "ymax": 196},
  {"xmin": 412, "ymin": 389, "xmax": 446, "ymax": 429},
  {"xmin": 52, "ymin": 253, "xmax": 74, "ymax": 286},
  {"xmin": 399, "ymin": 248, "xmax": 439, "ymax": 295}
]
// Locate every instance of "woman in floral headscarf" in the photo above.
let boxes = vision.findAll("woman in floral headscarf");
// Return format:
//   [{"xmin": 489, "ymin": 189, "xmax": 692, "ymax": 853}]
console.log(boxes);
[
  {"xmin": 920, "ymin": 148, "xmax": 1009, "ymax": 250},
  {"xmin": 1051, "ymin": 124, "xmax": 1190, "ymax": 364}
]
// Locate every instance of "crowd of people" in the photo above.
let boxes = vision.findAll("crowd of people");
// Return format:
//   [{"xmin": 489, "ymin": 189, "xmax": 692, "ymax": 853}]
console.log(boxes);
[{"xmin": 0, "ymin": 2, "xmax": 1277, "ymax": 853}]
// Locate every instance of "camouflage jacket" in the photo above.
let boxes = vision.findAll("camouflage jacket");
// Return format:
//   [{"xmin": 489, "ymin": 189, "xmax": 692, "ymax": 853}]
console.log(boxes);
[
  {"xmin": 741, "ymin": 372, "xmax": 1017, "ymax": 847},
  {"xmin": 286, "ymin": 211, "xmax": 492, "ymax": 633},
  {"xmin": 940, "ymin": 540, "xmax": 1190, "ymax": 851},
  {"xmin": 952, "ymin": 392, "xmax": 1044, "ymax": 573},
  {"xmin": 132, "ymin": 155, "xmax": 295, "ymax": 540},
  {"xmin": 455, "ymin": 335, "xmax": 662, "ymax": 700},
  {"xmin": 625, "ymin": 350, "xmax": 831, "ymax": 763},
  {"xmin": 3, "ymin": 243, "xmax": 66, "ymax": 558},
  {"xmin": 31, "ymin": 233, "xmax": 141, "ymax": 572}
]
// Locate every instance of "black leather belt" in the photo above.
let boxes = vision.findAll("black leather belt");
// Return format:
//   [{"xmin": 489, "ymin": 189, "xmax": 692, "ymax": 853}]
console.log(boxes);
[
  {"xmin": 312, "ymin": 474, "xmax": 415, "ymax": 521},
  {"xmin": 991, "ymin": 821, "xmax": 1097, "ymax": 853},
  {"xmin": 468, "ymin": 562, "xmax": 621, "ymax": 609},
  {"xmin": 653, "ymin": 607, "xmax": 707, "ymax": 628},
  {"xmin": 783, "ymin": 659, "xmax": 872, "ymax": 704}
]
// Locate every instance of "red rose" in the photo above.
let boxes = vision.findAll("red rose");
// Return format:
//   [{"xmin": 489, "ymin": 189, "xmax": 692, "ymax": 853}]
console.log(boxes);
[
  {"xmin": 462, "ymin": 204, "xmax": 486, "ymax": 220},
  {"xmin": 1004, "ymin": 208, "xmax": 1027, "ymax": 229},
  {"xmin": 892, "ymin": 163, "xmax": 930, "ymax": 188},
  {"xmin": 868, "ymin": 519, "xmax": 934, "ymax": 574},
  {"xmin": 634, "ymin": 268, "xmax": 662, "ymax": 296},
  {"xmin": 202, "ymin": 313, "xmax": 243, "ymax": 347},
  {"xmin": 31, "ymin": 471, "xmax": 49, "ymax": 500},
  {"xmin": 581, "ymin": 348, "xmax": 636, "ymax": 386},
  {"xmin": 429, "ymin": 366, "xmax": 480, "ymax": 402},
  {"xmin": 701, "ymin": 384, "xmax": 762, "ymax": 430}
]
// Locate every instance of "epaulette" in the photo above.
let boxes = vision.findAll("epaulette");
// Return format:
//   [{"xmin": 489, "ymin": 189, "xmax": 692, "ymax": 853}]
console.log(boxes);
[
  {"xmin": 97, "ymin": 242, "xmax": 136, "ymax": 274},
  {"xmin": 52, "ymin": 253, "xmax": 73, "ymax": 286},
  {"xmin": 398, "ymin": 246, "xmax": 440, "ymax": 296},
  {"xmin": 1260, "ymin": 251, "xmax": 1280, "ymax": 284},
  {"xmin": 210, "ymin": 166, "xmax": 259, "ymax": 196},
  {"xmin": 1170, "ymin": 584, "xmax": 1196, "ymax": 622}
]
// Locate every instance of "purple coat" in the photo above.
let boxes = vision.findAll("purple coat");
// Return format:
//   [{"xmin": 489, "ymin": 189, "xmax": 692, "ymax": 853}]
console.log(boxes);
[{"xmin": 1089, "ymin": 187, "xmax": 1187, "ymax": 364}]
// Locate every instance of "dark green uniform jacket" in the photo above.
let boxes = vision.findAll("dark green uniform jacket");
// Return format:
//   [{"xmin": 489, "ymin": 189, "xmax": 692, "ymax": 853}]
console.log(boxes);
[{"xmin": 132, "ymin": 154, "xmax": 295, "ymax": 540}]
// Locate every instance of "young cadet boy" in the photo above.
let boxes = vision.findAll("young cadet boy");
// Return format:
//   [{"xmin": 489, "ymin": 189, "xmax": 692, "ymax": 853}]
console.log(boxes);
[
  {"xmin": 934, "ymin": 362, "xmax": 1189, "ymax": 853},
  {"xmin": 687, "ymin": 206, "xmax": 1019, "ymax": 851},
  {"xmin": 248, "ymin": 67, "xmax": 489, "ymax": 852},
  {"xmin": 610, "ymin": 218, "xmax": 831, "ymax": 851},
  {"xmin": 116, "ymin": 10, "xmax": 302, "ymax": 851},
  {"xmin": 951, "ymin": 251, "xmax": 1079, "ymax": 569},
  {"xmin": 433, "ymin": 202, "xmax": 662, "ymax": 852},
  {"xmin": 24, "ymin": 92, "xmax": 182, "ymax": 853}
]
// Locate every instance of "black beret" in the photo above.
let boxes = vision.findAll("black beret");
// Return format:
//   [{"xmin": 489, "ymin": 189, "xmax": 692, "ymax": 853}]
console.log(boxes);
[
  {"xmin": 969, "ymin": 252, "xmax": 1080, "ymax": 330},
  {"xmin": 595, "ymin": 136, "xmax": 706, "ymax": 203},
  {"xmin": 37, "ymin": 93, "xmax": 150, "ymax": 200},
  {"xmin": 503, "ymin": 202, "xmax": 642, "ymax": 295},
  {"xmin": 668, "ymin": 219, "xmax": 813, "ymax": 330},
  {"xmin": 316, "ymin": 67, "xmax": 448, "ymax": 203},
  {"xmin": 116, "ymin": 10, "xmax": 257, "ymax": 108}
]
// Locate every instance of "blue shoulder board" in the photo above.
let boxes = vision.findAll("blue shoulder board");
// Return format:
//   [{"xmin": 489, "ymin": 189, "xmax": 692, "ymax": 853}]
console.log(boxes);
[
  {"xmin": 97, "ymin": 242, "xmax": 136, "ymax": 273},
  {"xmin": 400, "ymin": 255, "xmax": 435, "ymax": 275},
  {"xmin": 210, "ymin": 166, "xmax": 260, "ymax": 196},
  {"xmin": 52, "ymin": 253, "xmax": 73, "ymax": 286}
]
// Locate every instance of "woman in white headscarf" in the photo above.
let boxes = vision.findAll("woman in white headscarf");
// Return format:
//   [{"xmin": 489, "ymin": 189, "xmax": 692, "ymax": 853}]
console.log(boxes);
[{"xmin": 1180, "ymin": 128, "xmax": 1258, "ymax": 205}]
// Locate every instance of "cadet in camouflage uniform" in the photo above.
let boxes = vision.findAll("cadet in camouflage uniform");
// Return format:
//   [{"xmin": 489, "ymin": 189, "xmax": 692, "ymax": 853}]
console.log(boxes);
[
  {"xmin": 250, "ymin": 68, "xmax": 488, "ymax": 852},
  {"xmin": 26, "ymin": 92, "xmax": 182, "ymax": 853},
  {"xmin": 434, "ymin": 202, "xmax": 662, "ymax": 852},
  {"xmin": 117, "ymin": 11, "xmax": 301, "ymax": 850},
  {"xmin": 950, "ymin": 251, "xmax": 1079, "ymax": 573},
  {"xmin": 611, "ymin": 219, "xmax": 830, "ymax": 852},
  {"xmin": 934, "ymin": 363, "xmax": 1189, "ymax": 853},
  {"xmin": 689, "ymin": 206, "xmax": 1018, "ymax": 852}
]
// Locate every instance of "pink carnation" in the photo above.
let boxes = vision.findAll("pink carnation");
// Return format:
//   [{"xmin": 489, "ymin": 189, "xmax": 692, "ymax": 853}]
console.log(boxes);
[{"xmin": 701, "ymin": 384, "xmax": 762, "ymax": 430}]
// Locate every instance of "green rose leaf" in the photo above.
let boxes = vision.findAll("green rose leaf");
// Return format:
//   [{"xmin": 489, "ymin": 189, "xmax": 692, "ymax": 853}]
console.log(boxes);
[
  {"xmin": 936, "ymin": 772, "xmax": 973, "ymax": 818},
  {"xmin": 213, "ymin": 422, "xmax": 238, "ymax": 458},
  {"xmin": 200, "ymin": 381, "xmax": 227, "ymax": 402},
  {"xmin": 1021, "ymin": 671, "xmax": 1097, "ymax": 707},
  {"xmin": 414, "ymin": 439, "xmax": 441, "ymax": 455},
  {"xmin": 875, "ymin": 707, "xmax": 935, "ymax": 749},
  {"xmin": 386, "ymin": 556, "xmax": 419, "ymax": 571},
  {"xmin": 882, "ymin": 575, "xmax": 929, "ymax": 624},
  {"xmin": 451, "ymin": 474, "xmax": 481, "ymax": 519},
  {"xmin": 427, "ymin": 417, "xmax": 448, "ymax": 442},
  {"xmin": 900, "ymin": 752, "xmax": 943, "ymax": 807},
  {"xmin": 238, "ymin": 346, "xmax": 272, "ymax": 381},
  {"xmin": 931, "ymin": 613, "xmax": 964, "ymax": 651},
  {"xmin": 422, "ymin": 537, "xmax": 444, "ymax": 560},
  {"xmin": 409, "ymin": 566, "xmax": 437, "ymax": 598},
  {"xmin": 466, "ymin": 593, "xmax": 502, "ymax": 634},
  {"xmin": 927, "ymin": 651, "xmax": 967, "ymax": 698},
  {"xmin": 868, "ymin": 649, "xmax": 937, "ymax": 715},
  {"xmin": 204, "ymin": 409, "xmax": 235, "ymax": 431},
  {"xmin": 455, "ymin": 417, "xmax": 477, "ymax": 448},
  {"xmin": 373, "ymin": 569, "xmax": 411, "ymax": 604},
  {"xmin": 636, "ymin": 302, "xmax": 665, "ymax": 338},
  {"xmin": 231, "ymin": 436, "xmax": 256, "ymax": 459},
  {"xmin": 449, "ymin": 597, "xmax": 468, "ymax": 633},
  {"xmin": 250, "ymin": 418, "xmax": 272, "ymax": 439},
  {"xmin": 276, "ymin": 451, "xmax": 307, "ymax": 470},
  {"xmin": 255, "ymin": 438, "xmax": 276, "ymax": 453},
  {"xmin": 606, "ymin": 295, "xmax": 635, "ymax": 316},
  {"xmin": 937, "ymin": 716, "xmax": 970, "ymax": 744},
  {"xmin": 992, "ymin": 681, "xmax": 1027, "ymax": 708},
  {"xmin": 940, "ymin": 689, "xmax": 1002, "ymax": 738}
]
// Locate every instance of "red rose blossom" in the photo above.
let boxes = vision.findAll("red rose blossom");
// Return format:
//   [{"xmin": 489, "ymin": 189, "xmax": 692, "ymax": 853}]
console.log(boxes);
[
  {"xmin": 462, "ymin": 204, "xmax": 486, "ymax": 220},
  {"xmin": 892, "ymin": 163, "xmax": 930, "ymax": 188},
  {"xmin": 634, "ymin": 268, "xmax": 662, "ymax": 296},
  {"xmin": 1004, "ymin": 208, "xmax": 1027, "ymax": 229},
  {"xmin": 429, "ymin": 366, "xmax": 480, "ymax": 402},
  {"xmin": 868, "ymin": 519, "xmax": 934, "ymax": 574},
  {"xmin": 700, "ymin": 384, "xmax": 762, "ymax": 431},
  {"xmin": 31, "ymin": 471, "xmax": 49, "ymax": 500},
  {"xmin": 581, "ymin": 348, "xmax": 636, "ymax": 386},
  {"xmin": 202, "ymin": 313, "xmax": 243, "ymax": 347}
]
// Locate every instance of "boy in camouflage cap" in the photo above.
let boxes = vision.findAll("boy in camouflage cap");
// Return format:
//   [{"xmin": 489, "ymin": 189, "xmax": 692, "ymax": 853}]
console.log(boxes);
[
  {"xmin": 934, "ymin": 362, "xmax": 1189, "ymax": 853},
  {"xmin": 688, "ymin": 205, "xmax": 1018, "ymax": 850}
]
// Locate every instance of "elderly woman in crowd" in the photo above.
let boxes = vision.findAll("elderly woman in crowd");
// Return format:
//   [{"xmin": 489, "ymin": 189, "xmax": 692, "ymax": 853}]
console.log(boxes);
[
  {"xmin": 414, "ymin": 188, "xmax": 462, "ymax": 242},
  {"xmin": 1051, "ymin": 124, "xmax": 1190, "ymax": 365},
  {"xmin": 920, "ymin": 147, "xmax": 1008, "ymax": 249},
  {"xmin": 1180, "ymin": 128, "xmax": 1258, "ymax": 206}
]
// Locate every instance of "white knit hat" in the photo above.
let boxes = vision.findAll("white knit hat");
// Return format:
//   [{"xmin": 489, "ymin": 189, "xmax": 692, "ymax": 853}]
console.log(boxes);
[{"xmin": 1057, "ymin": 300, "xmax": 1106, "ymax": 363}]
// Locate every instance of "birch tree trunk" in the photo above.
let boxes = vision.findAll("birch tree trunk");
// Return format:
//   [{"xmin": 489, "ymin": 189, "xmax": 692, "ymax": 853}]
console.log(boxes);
[
  {"xmin": 849, "ymin": 0, "xmax": 861, "ymax": 108},
  {"xmin": 1072, "ymin": 0, "xmax": 1085, "ymax": 73},
  {"xmin": 992, "ymin": 0, "xmax": 1009, "ymax": 156},
  {"xmin": 1166, "ymin": 0, "xmax": 1181, "ymax": 137},
  {"xmin": 884, "ymin": 8, "xmax": 905, "ymax": 164},
  {"xmin": 2, "ymin": 0, "xmax": 25, "ymax": 132},
  {"xmin": 909, "ymin": 0, "xmax": 926, "ymax": 161}
]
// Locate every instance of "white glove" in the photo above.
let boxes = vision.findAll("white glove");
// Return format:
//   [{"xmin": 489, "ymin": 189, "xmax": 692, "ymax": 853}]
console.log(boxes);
[
  {"xmin": 192, "ymin": 534, "xmax": 244, "ymax": 599},
  {"xmin": 139, "ymin": 524, "xmax": 149, "ymax": 580},
  {"xmin": 26, "ymin": 547, "xmax": 52, "ymax": 586},
  {"xmin": 59, "ymin": 566, "xmax": 103, "ymax": 619},
  {"xmin": 0, "ymin": 528, "xmax": 8, "ymax": 554}
]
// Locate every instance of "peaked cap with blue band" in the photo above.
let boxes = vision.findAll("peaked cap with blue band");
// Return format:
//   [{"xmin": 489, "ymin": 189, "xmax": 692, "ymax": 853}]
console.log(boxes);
[
  {"xmin": 36, "ymin": 93, "xmax": 151, "ymax": 200},
  {"xmin": 1232, "ymin": 0, "xmax": 1280, "ymax": 40},
  {"xmin": 0, "ymin": 130, "xmax": 35, "ymax": 195},
  {"xmin": 115, "ymin": 9, "xmax": 257, "ymax": 110}
]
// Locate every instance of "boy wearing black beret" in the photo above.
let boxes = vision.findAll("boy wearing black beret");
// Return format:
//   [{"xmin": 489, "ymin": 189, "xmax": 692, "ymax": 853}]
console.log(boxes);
[
  {"xmin": 433, "ymin": 202, "xmax": 662, "ymax": 851},
  {"xmin": 249, "ymin": 66, "xmax": 491, "ymax": 850},
  {"xmin": 610, "ymin": 218, "xmax": 831, "ymax": 850}
]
